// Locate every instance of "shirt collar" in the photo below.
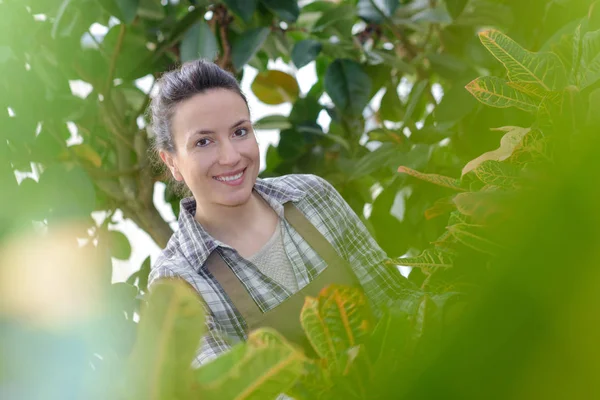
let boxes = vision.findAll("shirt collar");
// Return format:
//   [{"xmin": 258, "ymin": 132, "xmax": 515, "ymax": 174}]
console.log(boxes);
[{"xmin": 175, "ymin": 177, "xmax": 306, "ymax": 271}]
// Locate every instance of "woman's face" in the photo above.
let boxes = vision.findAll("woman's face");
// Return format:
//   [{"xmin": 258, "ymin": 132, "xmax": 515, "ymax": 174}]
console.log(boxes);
[{"xmin": 161, "ymin": 88, "xmax": 260, "ymax": 210}]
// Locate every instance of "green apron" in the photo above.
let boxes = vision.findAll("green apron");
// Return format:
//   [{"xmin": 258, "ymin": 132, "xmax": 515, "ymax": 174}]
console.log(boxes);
[{"xmin": 205, "ymin": 202, "xmax": 363, "ymax": 356}]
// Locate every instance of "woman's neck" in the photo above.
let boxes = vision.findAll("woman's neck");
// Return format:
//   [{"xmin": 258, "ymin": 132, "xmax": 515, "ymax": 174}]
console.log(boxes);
[{"xmin": 193, "ymin": 191, "xmax": 269, "ymax": 243}]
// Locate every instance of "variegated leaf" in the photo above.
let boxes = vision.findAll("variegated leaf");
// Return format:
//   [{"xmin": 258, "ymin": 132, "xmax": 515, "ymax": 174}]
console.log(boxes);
[
  {"xmin": 195, "ymin": 328, "xmax": 305, "ymax": 400},
  {"xmin": 472, "ymin": 160, "xmax": 521, "ymax": 188},
  {"xmin": 461, "ymin": 126, "xmax": 530, "ymax": 176},
  {"xmin": 398, "ymin": 166, "xmax": 466, "ymax": 191},
  {"xmin": 506, "ymin": 81, "xmax": 551, "ymax": 100},
  {"xmin": 300, "ymin": 285, "xmax": 372, "ymax": 369},
  {"xmin": 479, "ymin": 29, "xmax": 568, "ymax": 91},
  {"xmin": 466, "ymin": 76, "xmax": 539, "ymax": 112},
  {"xmin": 447, "ymin": 223, "xmax": 505, "ymax": 255},
  {"xmin": 388, "ymin": 249, "xmax": 454, "ymax": 269}
]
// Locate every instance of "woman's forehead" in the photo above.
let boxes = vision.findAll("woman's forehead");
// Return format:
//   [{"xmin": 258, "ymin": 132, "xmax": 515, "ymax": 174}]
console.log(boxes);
[{"xmin": 172, "ymin": 89, "xmax": 250, "ymax": 135}]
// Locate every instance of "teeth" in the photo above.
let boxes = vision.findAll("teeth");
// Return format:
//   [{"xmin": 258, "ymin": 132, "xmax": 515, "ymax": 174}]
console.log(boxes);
[{"xmin": 215, "ymin": 171, "xmax": 243, "ymax": 182}]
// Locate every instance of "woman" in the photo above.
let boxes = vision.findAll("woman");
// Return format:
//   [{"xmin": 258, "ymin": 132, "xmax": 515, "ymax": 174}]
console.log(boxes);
[{"xmin": 148, "ymin": 59, "xmax": 411, "ymax": 366}]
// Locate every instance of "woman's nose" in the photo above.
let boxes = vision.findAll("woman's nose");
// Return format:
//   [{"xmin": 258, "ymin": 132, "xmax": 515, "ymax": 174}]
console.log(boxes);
[{"xmin": 217, "ymin": 139, "xmax": 242, "ymax": 165}]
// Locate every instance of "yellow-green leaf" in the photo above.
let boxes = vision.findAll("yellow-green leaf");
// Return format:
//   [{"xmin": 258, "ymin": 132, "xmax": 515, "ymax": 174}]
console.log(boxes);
[
  {"xmin": 461, "ymin": 126, "xmax": 530, "ymax": 176},
  {"xmin": 397, "ymin": 166, "xmax": 466, "ymax": 191},
  {"xmin": 70, "ymin": 144, "xmax": 103, "ymax": 167},
  {"xmin": 479, "ymin": 29, "xmax": 567, "ymax": 91},
  {"xmin": 465, "ymin": 76, "xmax": 539, "ymax": 112},
  {"xmin": 300, "ymin": 285, "xmax": 372, "ymax": 368},
  {"xmin": 127, "ymin": 279, "xmax": 205, "ymax": 400},
  {"xmin": 251, "ymin": 70, "xmax": 300, "ymax": 105},
  {"xmin": 195, "ymin": 328, "xmax": 304, "ymax": 400},
  {"xmin": 388, "ymin": 249, "xmax": 454, "ymax": 270}
]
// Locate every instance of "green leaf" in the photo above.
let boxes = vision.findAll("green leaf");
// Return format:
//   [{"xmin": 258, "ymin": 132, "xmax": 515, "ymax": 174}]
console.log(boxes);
[
  {"xmin": 403, "ymin": 80, "xmax": 428, "ymax": 125},
  {"xmin": 357, "ymin": 0, "xmax": 399, "ymax": 23},
  {"xmin": 412, "ymin": 7, "xmax": 453, "ymax": 24},
  {"xmin": 251, "ymin": 70, "xmax": 300, "ymax": 105},
  {"xmin": 461, "ymin": 126, "xmax": 530, "ymax": 176},
  {"xmin": 380, "ymin": 84, "xmax": 403, "ymax": 122},
  {"xmin": 224, "ymin": 0, "xmax": 257, "ymax": 22},
  {"xmin": 445, "ymin": 0, "xmax": 468, "ymax": 19},
  {"xmin": 324, "ymin": 59, "xmax": 372, "ymax": 115},
  {"xmin": 389, "ymin": 249, "xmax": 454, "ymax": 269},
  {"xmin": 447, "ymin": 223, "xmax": 505, "ymax": 255},
  {"xmin": 98, "ymin": 0, "xmax": 141, "ymax": 24},
  {"xmin": 349, "ymin": 143, "xmax": 404, "ymax": 180},
  {"xmin": 116, "ymin": 0, "xmax": 141, "ymax": 23},
  {"xmin": 108, "ymin": 230, "xmax": 132, "ymax": 260},
  {"xmin": 368, "ymin": 49, "xmax": 416, "ymax": 74},
  {"xmin": 296, "ymin": 125, "xmax": 351, "ymax": 151},
  {"xmin": 195, "ymin": 328, "xmax": 304, "ymax": 400},
  {"xmin": 138, "ymin": 255, "xmax": 151, "ymax": 292},
  {"xmin": 291, "ymin": 39, "xmax": 322, "ymax": 69},
  {"xmin": 465, "ymin": 76, "xmax": 539, "ymax": 112},
  {"xmin": 434, "ymin": 83, "xmax": 477, "ymax": 123},
  {"xmin": 300, "ymin": 285, "xmax": 372, "ymax": 368},
  {"xmin": 137, "ymin": 0, "xmax": 165, "ymax": 20},
  {"xmin": 38, "ymin": 164, "xmax": 96, "ymax": 221},
  {"xmin": 254, "ymin": 115, "xmax": 292, "ymax": 131},
  {"xmin": 397, "ymin": 166, "xmax": 466, "ymax": 191},
  {"xmin": 478, "ymin": 29, "xmax": 567, "ymax": 91},
  {"xmin": 580, "ymin": 31, "xmax": 600, "ymax": 89},
  {"xmin": 180, "ymin": 20, "xmax": 218, "ymax": 63},
  {"xmin": 259, "ymin": 0, "xmax": 300, "ymax": 22},
  {"xmin": 231, "ymin": 28, "xmax": 270, "ymax": 70},
  {"xmin": 126, "ymin": 280, "xmax": 205, "ymax": 400}
]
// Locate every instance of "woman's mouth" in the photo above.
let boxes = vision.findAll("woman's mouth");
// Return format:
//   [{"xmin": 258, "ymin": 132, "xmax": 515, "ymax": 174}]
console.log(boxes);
[{"xmin": 213, "ymin": 168, "xmax": 246, "ymax": 186}]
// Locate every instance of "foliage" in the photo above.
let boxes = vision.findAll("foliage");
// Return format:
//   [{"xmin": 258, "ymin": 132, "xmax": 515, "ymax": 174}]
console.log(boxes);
[
  {"xmin": 391, "ymin": 4, "xmax": 600, "ymax": 294},
  {"xmin": 1, "ymin": 0, "xmax": 600, "ymax": 399}
]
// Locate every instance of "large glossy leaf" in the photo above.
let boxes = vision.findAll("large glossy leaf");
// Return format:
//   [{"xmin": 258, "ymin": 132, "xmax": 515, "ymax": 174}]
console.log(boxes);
[
  {"xmin": 349, "ymin": 143, "xmax": 404, "ymax": 180},
  {"xmin": 357, "ymin": 0, "xmax": 398, "ymax": 23},
  {"xmin": 300, "ymin": 285, "xmax": 372, "ymax": 368},
  {"xmin": 260, "ymin": 0, "xmax": 300, "ymax": 22},
  {"xmin": 254, "ymin": 115, "xmax": 292, "ymax": 130},
  {"xmin": 445, "ymin": 0, "xmax": 468, "ymax": 19},
  {"xmin": 126, "ymin": 280, "xmax": 205, "ymax": 400},
  {"xmin": 97, "ymin": 0, "xmax": 140, "ymax": 24},
  {"xmin": 380, "ymin": 84, "xmax": 403, "ymax": 122},
  {"xmin": 107, "ymin": 230, "xmax": 132, "ymax": 260},
  {"xmin": 461, "ymin": 126, "xmax": 530, "ymax": 176},
  {"xmin": 479, "ymin": 29, "xmax": 567, "ymax": 91},
  {"xmin": 195, "ymin": 328, "xmax": 304, "ymax": 400},
  {"xmin": 397, "ymin": 166, "xmax": 466, "ymax": 191},
  {"xmin": 466, "ymin": 76, "xmax": 539, "ymax": 112},
  {"xmin": 324, "ymin": 59, "xmax": 372, "ymax": 115},
  {"xmin": 291, "ymin": 39, "xmax": 322, "ymax": 69},
  {"xmin": 180, "ymin": 20, "xmax": 218, "ymax": 63},
  {"xmin": 251, "ymin": 70, "xmax": 300, "ymax": 105},
  {"xmin": 231, "ymin": 28, "xmax": 270, "ymax": 70},
  {"xmin": 224, "ymin": 0, "xmax": 257, "ymax": 22}
]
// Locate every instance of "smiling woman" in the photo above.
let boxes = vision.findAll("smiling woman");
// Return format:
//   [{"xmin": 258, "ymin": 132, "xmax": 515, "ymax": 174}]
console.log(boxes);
[{"xmin": 148, "ymin": 59, "xmax": 413, "ymax": 366}]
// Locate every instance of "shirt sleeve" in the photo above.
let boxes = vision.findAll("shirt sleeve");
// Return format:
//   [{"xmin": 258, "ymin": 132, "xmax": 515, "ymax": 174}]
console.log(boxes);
[
  {"xmin": 147, "ymin": 265, "xmax": 233, "ymax": 368},
  {"xmin": 315, "ymin": 175, "xmax": 415, "ymax": 311}
]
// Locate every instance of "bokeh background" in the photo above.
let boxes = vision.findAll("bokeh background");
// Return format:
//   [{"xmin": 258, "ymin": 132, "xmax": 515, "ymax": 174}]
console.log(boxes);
[{"xmin": 1, "ymin": 0, "xmax": 600, "ymax": 399}]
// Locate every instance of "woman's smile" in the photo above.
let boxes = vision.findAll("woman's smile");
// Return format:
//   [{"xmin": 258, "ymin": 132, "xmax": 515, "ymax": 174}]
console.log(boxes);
[{"xmin": 213, "ymin": 168, "xmax": 246, "ymax": 186}]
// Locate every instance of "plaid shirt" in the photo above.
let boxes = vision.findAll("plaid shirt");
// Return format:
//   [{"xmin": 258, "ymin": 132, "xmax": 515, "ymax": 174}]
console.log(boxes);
[{"xmin": 148, "ymin": 174, "xmax": 411, "ymax": 367}]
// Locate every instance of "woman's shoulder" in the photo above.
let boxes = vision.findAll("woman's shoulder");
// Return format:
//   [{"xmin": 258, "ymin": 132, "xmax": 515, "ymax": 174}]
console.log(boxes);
[{"xmin": 260, "ymin": 173, "xmax": 332, "ymax": 196}]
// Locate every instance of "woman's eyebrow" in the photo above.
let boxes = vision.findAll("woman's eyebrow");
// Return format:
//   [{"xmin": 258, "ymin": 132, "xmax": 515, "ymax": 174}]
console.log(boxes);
[{"xmin": 190, "ymin": 119, "xmax": 250, "ymax": 136}]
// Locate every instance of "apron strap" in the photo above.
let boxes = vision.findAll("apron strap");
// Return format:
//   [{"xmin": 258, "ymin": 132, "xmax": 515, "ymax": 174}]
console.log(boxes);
[
  {"xmin": 283, "ymin": 202, "xmax": 352, "ymax": 274},
  {"xmin": 205, "ymin": 250, "xmax": 263, "ymax": 327},
  {"xmin": 205, "ymin": 202, "xmax": 356, "ymax": 327}
]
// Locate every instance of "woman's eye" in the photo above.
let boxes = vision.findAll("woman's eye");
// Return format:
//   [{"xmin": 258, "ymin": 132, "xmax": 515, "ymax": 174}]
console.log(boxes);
[
  {"xmin": 196, "ymin": 138, "xmax": 211, "ymax": 147},
  {"xmin": 234, "ymin": 128, "xmax": 248, "ymax": 137}
]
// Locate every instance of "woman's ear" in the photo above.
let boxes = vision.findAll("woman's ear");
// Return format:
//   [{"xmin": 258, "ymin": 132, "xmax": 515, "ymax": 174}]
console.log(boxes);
[{"xmin": 159, "ymin": 150, "xmax": 184, "ymax": 181}]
